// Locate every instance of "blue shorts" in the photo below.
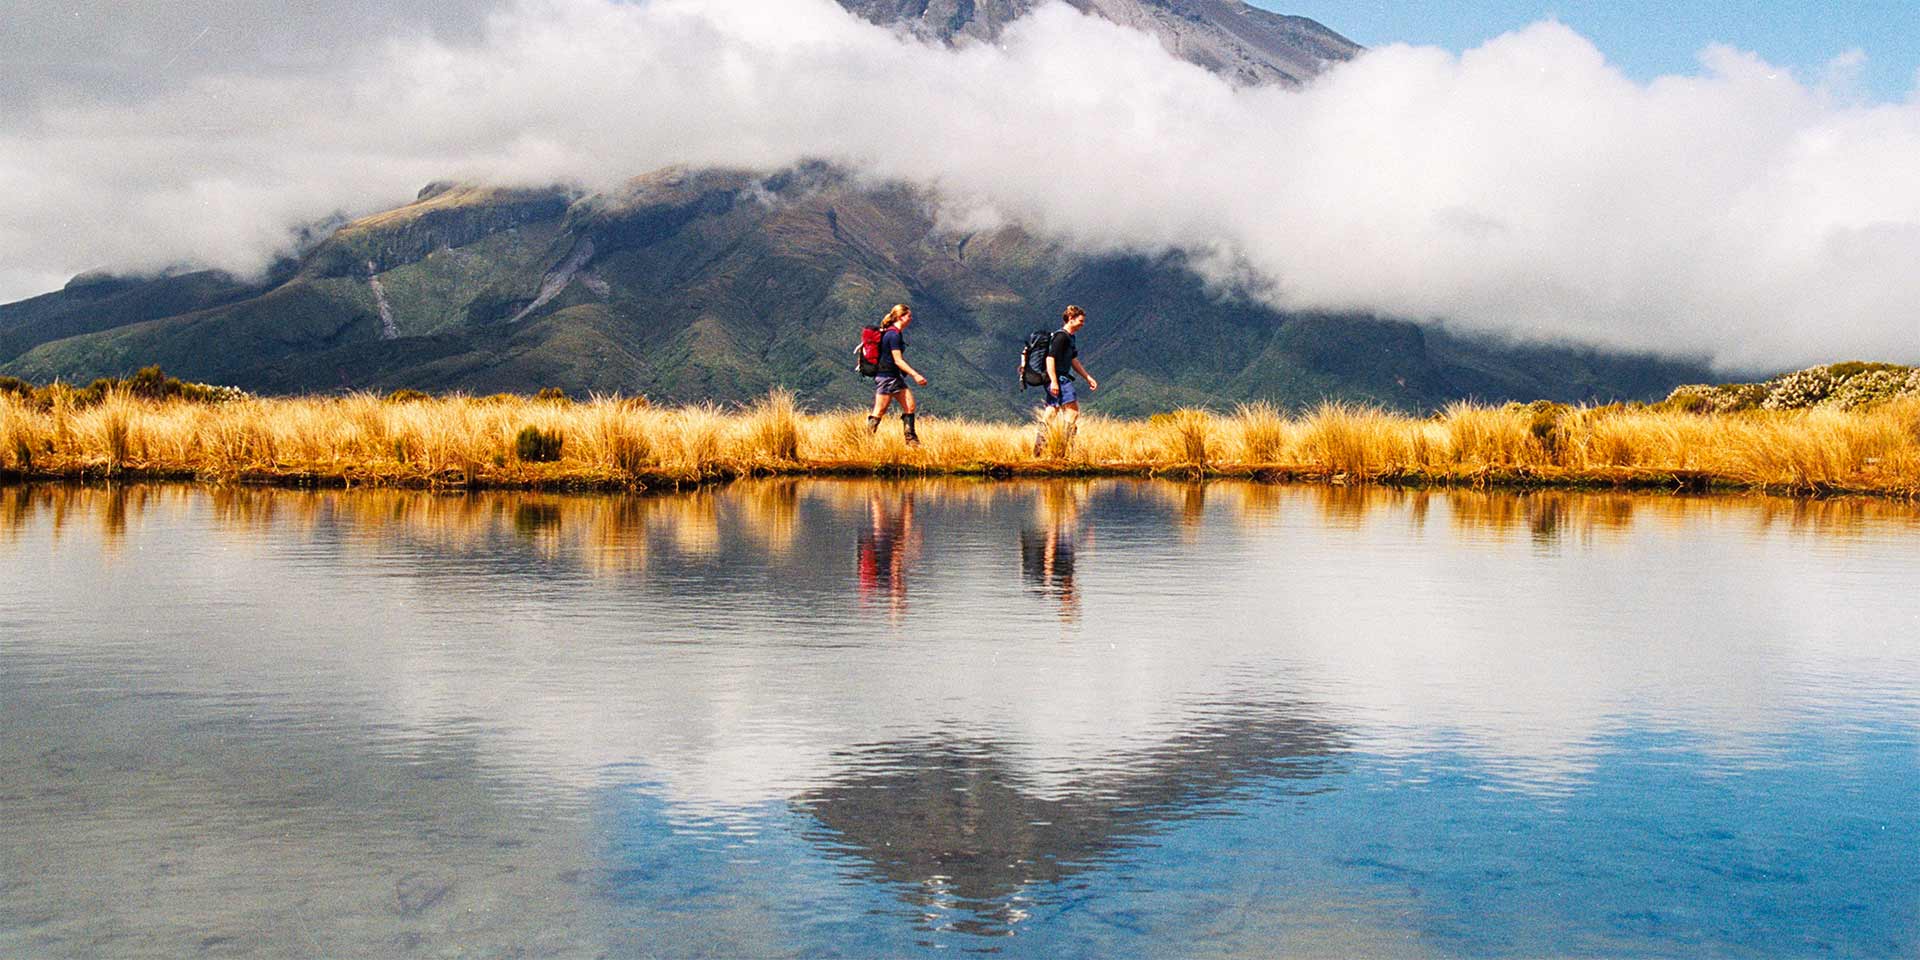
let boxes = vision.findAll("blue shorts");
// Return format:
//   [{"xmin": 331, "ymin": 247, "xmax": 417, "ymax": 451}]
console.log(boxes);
[
  {"xmin": 874, "ymin": 375, "xmax": 910, "ymax": 396},
  {"xmin": 1042, "ymin": 381, "xmax": 1077, "ymax": 406}
]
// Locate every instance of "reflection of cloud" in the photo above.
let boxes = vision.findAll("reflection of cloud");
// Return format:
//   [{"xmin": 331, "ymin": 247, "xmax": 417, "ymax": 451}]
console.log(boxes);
[
  {"xmin": 0, "ymin": 667, "xmax": 613, "ymax": 957},
  {"xmin": 9, "ymin": 480, "xmax": 1920, "ymax": 811}
]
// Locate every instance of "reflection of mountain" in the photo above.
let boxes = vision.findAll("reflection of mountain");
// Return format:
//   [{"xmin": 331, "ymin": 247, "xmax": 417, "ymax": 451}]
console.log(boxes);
[{"xmin": 798, "ymin": 704, "xmax": 1346, "ymax": 935}]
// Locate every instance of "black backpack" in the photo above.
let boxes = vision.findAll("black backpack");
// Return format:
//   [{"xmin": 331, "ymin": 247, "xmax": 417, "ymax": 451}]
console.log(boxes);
[{"xmin": 1018, "ymin": 330, "xmax": 1052, "ymax": 387}]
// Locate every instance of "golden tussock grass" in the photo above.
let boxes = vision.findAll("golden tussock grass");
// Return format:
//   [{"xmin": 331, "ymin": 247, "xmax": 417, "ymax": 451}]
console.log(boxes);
[{"xmin": 5, "ymin": 389, "xmax": 1920, "ymax": 497}]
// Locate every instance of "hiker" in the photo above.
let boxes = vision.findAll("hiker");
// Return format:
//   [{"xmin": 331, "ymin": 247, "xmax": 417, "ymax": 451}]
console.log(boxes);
[
  {"xmin": 1032, "ymin": 305, "xmax": 1099, "ymax": 456},
  {"xmin": 867, "ymin": 303, "xmax": 929, "ymax": 446}
]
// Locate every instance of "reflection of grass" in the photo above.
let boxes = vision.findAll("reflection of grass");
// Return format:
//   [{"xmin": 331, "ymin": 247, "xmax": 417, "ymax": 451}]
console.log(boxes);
[{"xmin": 6, "ymin": 390, "xmax": 1920, "ymax": 497}]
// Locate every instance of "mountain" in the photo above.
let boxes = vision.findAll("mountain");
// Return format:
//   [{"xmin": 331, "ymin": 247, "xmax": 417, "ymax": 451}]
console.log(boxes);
[
  {"xmin": 0, "ymin": 165, "xmax": 1709, "ymax": 416},
  {"xmin": 839, "ymin": 0, "xmax": 1361, "ymax": 87},
  {"xmin": 0, "ymin": 5, "xmax": 1712, "ymax": 414}
]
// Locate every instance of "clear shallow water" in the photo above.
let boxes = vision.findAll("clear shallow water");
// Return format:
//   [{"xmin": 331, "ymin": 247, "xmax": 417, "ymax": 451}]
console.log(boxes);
[{"xmin": 2, "ymin": 480, "xmax": 1918, "ymax": 957}]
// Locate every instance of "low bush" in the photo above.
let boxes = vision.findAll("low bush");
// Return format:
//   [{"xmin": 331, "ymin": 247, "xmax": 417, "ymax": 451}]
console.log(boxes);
[{"xmin": 515, "ymin": 425, "xmax": 564, "ymax": 462}]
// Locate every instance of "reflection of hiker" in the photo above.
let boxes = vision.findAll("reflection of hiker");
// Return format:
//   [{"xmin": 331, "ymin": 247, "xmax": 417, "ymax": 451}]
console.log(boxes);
[
  {"xmin": 857, "ymin": 491, "xmax": 916, "ymax": 617},
  {"xmin": 1032, "ymin": 305, "xmax": 1099, "ymax": 456},
  {"xmin": 1020, "ymin": 486, "xmax": 1090, "ymax": 619},
  {"xmin": 866, "ymin": 304, "xmax": 929, "ymax": 448},
  {"xmin": 1019, "ymin": 524, "xmax": 1079, "ymax": 617}
]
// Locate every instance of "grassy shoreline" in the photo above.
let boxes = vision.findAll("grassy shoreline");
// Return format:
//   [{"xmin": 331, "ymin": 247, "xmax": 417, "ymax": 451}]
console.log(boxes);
[{"xmin": 4, "ymin": 389, "xmax": 1920, "ymax": 498}]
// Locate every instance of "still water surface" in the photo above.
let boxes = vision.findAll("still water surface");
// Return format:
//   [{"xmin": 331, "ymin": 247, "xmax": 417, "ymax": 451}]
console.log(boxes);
[{"xmin": 2, "ymin": 480, "xmax": 1918, "ymax": 957}]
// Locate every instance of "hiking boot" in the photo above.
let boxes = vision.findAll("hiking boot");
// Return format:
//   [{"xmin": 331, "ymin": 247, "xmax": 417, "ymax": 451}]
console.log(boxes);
[
  {"xmin": 905, "ymin": 434, "xmax": 921, "ymax": 448},
  {"xmin": 1033, "ymin": 428, "xmax": 1048, "ymax": 457},
  {"xmin": 866, "ymin": 415, "xmax": 881, "ymax": 435}
]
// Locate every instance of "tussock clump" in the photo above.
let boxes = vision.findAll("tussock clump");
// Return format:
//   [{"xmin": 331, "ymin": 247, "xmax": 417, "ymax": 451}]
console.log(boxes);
[
  {"xmin": 1443, "ymin": 403, "xmax": 1537, "ymax": 467},
  {"xmin": 1298, "ymin": 402, "xmax": 1412, "ymax": 476},
  {"xmin": 662, "ymin": 404, "xmax": 726, "ymax": 476},
  {"xmin": 1231, "ymin": 402, "xmax": 1288, "ymax": 463},
  {"xmin": 386, "ymin": 388, "xmax": 431, "ymax": 404},
  {"xmin": 1, "ymin": 396, "xmax": 43, "ymax": 471},
  {"xmin": 578, "ymin": 401, "xmax": 651, "ymax": 475},
  {"xmin": 1163, "ymin": 408, "xmax": 1213, "ymax": 466},
  {"xmin": 740, "ymin": 389, "xmax": 800, "ymax": 463}
]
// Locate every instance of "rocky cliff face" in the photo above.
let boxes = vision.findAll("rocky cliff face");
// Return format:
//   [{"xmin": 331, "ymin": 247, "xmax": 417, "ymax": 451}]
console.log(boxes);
[{"xmin": 838, "ymin": 0, "xmax": 1359, "ymax": 86}]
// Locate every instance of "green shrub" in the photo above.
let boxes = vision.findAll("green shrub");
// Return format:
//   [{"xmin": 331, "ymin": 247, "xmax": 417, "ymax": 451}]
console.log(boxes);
[
  {"xmin": 515, "ymin": 425, "xmax": 564, "ymax": 462},
  {"xmin": 1522, "ymin": 400, "xmax": 1571, "ymax": 453},
  {"xmin": 21, "ymin": 366, "xmax": 236, "ymax": 408},
  {"xmin": 1826, "ymin": 361, "xmax": 1905, "ymax": 379},
  {"xmin": 1653, "ymin": 393, "xmax": 1709, "ymax": 414}
]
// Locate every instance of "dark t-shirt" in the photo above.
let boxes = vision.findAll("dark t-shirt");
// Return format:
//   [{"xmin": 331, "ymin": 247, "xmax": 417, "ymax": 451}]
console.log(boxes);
[
  {"xmin": 1046, "ymin": 331, "xmax": 1078, "ymax": 381},
  {"xmin": 878, "ymin": 328, "xmax": 906, "ymax": 376}
]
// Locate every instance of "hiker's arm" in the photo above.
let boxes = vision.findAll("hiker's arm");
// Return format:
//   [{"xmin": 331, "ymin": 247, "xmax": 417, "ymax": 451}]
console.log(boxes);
[
  {"xmin": 892, "ymin": 349, "xmax": 927, "ymax": 385},
  {"xmin": 1071, "ymin": 358, "xmax": 1097, "ymax": 391},
  {"xmin": 1045, "ymin": 355, "xmax": 1059, "ymax": 395}
]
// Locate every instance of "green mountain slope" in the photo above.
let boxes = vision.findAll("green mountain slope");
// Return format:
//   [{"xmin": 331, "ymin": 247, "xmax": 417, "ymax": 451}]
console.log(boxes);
[{"xmin": 0, "ymin": 166, "xmax": 1709, "ymax": 416}]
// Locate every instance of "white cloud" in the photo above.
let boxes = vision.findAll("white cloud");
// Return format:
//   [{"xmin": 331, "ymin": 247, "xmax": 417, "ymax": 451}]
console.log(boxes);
[{"xmin": 5, "ymin": 0, "xmax": 1920, "ymax": 368}]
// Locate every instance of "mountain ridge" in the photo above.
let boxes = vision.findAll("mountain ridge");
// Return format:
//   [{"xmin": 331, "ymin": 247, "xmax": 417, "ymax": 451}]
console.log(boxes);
[
  {"xmin": 0, "ymin": 6, "xmax": 1713, "ymax": 414},
  {"xmin": 838, "ymin": 0, "xmax": 1360, "ymax": 86},
  {"xmin": 0, "ymin": 164, "xmax": 1709, "ymax": 416}
]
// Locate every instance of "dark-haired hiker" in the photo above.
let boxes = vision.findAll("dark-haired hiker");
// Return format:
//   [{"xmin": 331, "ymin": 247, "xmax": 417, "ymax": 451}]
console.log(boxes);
[
  {"xmin": 868, "ymin": 303, "xmax": 929, "ymax": 446},
  {"xmin": 1032, "ymin": 305, "xmax": 1098, "ymax": 456}
]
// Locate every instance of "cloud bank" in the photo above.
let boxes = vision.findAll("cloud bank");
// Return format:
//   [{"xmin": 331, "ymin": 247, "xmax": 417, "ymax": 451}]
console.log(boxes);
[{"xmin": 5, "ymin": 0, "xmax": 1920, "ymax": 368}]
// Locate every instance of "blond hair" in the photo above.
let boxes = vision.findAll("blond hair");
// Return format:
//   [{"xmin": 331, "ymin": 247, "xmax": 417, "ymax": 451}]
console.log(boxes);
[{"xmin": 881, "ymin": 303, "xmax": 912, "ymax": 327}]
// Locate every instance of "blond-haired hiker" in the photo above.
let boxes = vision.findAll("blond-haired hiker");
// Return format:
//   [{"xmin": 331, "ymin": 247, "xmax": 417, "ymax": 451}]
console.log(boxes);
[{"xmin": 867, "ymin": 303, "xmax": 929, "ymax": 447}]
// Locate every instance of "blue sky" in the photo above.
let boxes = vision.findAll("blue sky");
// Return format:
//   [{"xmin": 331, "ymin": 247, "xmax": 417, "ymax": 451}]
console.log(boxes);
[{"xmin": 1260, "ymin": 0, "xmax": 1920, "ymax": 102}]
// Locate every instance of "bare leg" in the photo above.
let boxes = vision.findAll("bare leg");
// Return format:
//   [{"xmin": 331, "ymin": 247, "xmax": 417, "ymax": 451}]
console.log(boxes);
[
  {"xmin": 1033, "ymin": 404, "xmax": 1056, "ymax": 456},
  {"xmin": 868, "ymin": 392, "xmax": 893, "ymax": 433}
]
